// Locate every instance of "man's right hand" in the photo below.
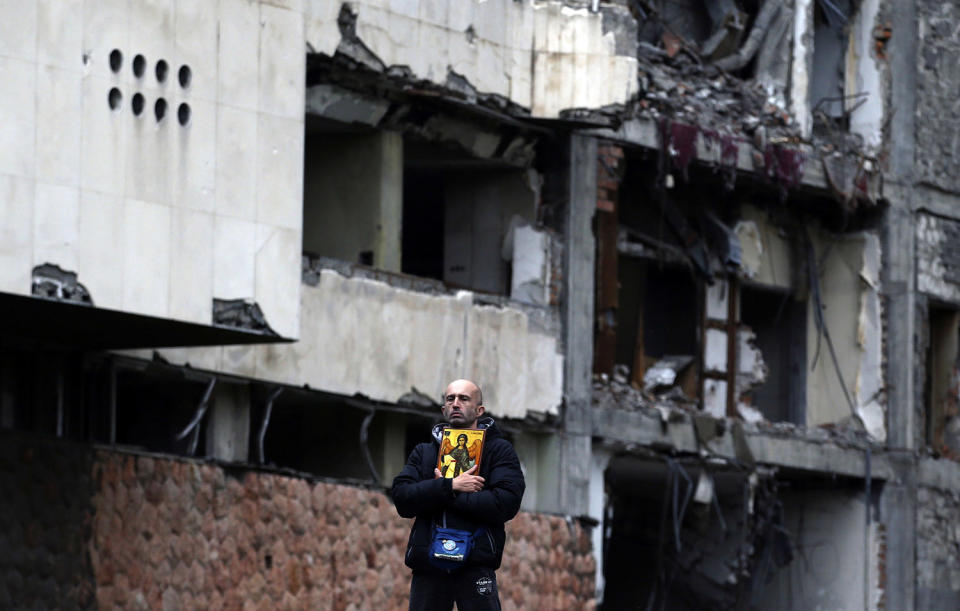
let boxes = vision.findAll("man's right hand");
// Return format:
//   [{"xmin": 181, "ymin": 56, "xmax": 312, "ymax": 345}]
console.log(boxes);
[{"xmin": 451, "ymin": 465, "xmax": 484, "ymax": 493}]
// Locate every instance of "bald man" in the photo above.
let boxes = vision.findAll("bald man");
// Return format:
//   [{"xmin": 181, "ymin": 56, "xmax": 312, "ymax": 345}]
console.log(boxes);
[{"xmin": 392, "ymin": 379, "xmax": 525, "ymax": 611}]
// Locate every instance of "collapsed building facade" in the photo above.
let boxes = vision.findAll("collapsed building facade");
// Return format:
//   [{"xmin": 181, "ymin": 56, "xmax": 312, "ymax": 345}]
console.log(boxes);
[{"xmin": 1, "ymin": 0, "xmax": 959, "ymax": 608}]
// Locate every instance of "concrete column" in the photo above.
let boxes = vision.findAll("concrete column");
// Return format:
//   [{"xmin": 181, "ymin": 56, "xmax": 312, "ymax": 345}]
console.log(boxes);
[
  {"xmin": 206, "ymin": 383, "xmax": 251, "ymax": 462},
  {"xmin": 302, "ymin": 131, "xmax": 403, "ymax": 271},
  {"xmin": 880, "ymin": 0, "xmax": 919, "ymax": 606},
  {"xmin": 559, "ymin": 134, "xmax": 597, "ymax": 516}
]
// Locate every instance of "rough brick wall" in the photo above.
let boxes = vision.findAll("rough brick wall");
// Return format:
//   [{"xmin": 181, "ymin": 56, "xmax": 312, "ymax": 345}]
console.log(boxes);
[
  {"xmin": 0, "ymin": 434, "xmax": 596, "ymax": 610},
  {"xmin": 916, "ymin": 485, "xmax": 960, "ymax": 610},
  {"xmin": 917, "ymin": 2, "xmax": 960, "ymax": 192}
]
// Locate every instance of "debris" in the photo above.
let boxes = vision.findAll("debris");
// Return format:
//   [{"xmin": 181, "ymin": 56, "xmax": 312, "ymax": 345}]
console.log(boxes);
[
  {"xmin": 32, "ymin": 263, "xmax": 94, "ymax": 305},
  {"xmin": 212, "ymin": 299, "xmax": 279, "ymax": 336},
  {"xmin": 644, "ymin": 355, "xmax": 695, "ymax": 392}
]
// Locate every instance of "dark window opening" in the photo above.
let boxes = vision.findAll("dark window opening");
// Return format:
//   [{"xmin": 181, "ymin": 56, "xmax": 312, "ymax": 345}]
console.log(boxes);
[
  {"xmin": 602, "ymin": 456, "xmax": 767, "ymax": 611},
  {"xmin": 739, "ymin": 284, "xmax": 806, "ymax": 424},
  {"xmin": 114, "ymin": 364, "xmax": 212, "ymax": 455},
  {"xmin": 811, "ymin": 0, "xmax": 854, "ymax": 134},
  {"xmin": 925, "ymin": 306, "xmax": 960, "ymax": 458},
  {"xmin": 615, "ymin": 258, "xmax": 699, "ymax": 394},
  {"xmin": 402, "ymin": 168, "xmax": 445, "ymax": 281},
  {"xmin": 261, "ymin": 392, "xmax": 372, "ymax": 480}
]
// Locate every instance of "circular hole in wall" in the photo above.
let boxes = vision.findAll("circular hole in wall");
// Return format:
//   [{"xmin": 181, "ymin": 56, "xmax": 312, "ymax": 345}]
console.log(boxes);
[
  {"xmin": 155, "ymin": 59, "xmax": 168, "ymax": 83},
  {"xmin": 132, "ymin": 93, "xmax": 145, "ymax": 116},
  {"xmin": 109, "ymin": 49, "xmax": 122, "ymax": 73},
  {"xmin": 132, "ymin": 54, "xmax": 146, "ymax": 78},
  {"xmin": 177, "ymin": 103, "xmax": 191, "ymax": 126},
  {"xmin": 154, "ymin": 98, "xmax": 167, "ymax": 122},
  {"xmin": 108, "ymin": 88, "xmax": 122, "ymax": 110},
  {"xmin": 178, "ymin": 65, "xmax": 191, "ymax": 88}
]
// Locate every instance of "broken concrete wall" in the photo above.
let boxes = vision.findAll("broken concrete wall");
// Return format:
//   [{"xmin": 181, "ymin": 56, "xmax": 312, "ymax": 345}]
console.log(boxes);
[
  {"xmin": 131, "ymin": 269, "xmax": 564, "ymax": 420},
  {"xmin": 0, "ymin": 1, "xmax": 304, "ymax": 338},
  {"xmin": 916, "ymin": 1, "xmax": 960, "ymax": 191},
  {"xmin": 917, "ymin": 212, "xmax": 960, "ymax": 304},
  {"xmin": 847, "ymin": 0, "xmax": 884, "ymax": 149},
  {"xmin": 735, "ymin": 204, "xmax": 793, "ymax": 290},
  {"xmin": 304, "ymin": 0, "xmax": 638, "ymax": 117},
  {"xmin": 755, "ymin": 487, "xmax": 882, "ymax": 610},
  {"xmin": 0, "ymin": 434, "xmax": 594, "ymax": 608},
  {"xmin": 303, "ymin": 131, "xmax": 402, "ymax": 271},
  {"xmin": 917, "ymin": 485, "xmax": 960, "ymax": 610},
  {"xmin": 805, "ymin": 230, "xmax": 884, "ymax": 440}
]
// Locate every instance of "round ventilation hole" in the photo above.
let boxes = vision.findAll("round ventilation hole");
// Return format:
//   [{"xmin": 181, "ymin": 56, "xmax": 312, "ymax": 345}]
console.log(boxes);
[
  {"xmin": 132, "ymin": 93, "xmax": 145, "ymax": 116},
  {"xmin": 154, "ymin": 98, "xmax": 167, "ymax": 122},
  {"xmin": 177, "ymin": 103, "xmax": 191, "ymax": 126},
  {"xmin": 109, "ymin": 49, "xmax": 122, "ymax": 73},
  {"xmin": 133, "ymin": 54, "xmax": 146, "ymax": 78},
  {"xmin": 178, "ymin": 65, "xmax": 191, "ymax": 88},
  {"xmin": 108, "ymin": 88, "xmax": 122, "ymax": 110},
  {"xmin": 155, "ymin": 59, "xmax": 168, "ymax": 83}
]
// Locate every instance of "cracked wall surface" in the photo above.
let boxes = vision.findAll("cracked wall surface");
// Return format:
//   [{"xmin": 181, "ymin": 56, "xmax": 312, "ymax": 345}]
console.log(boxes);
[
  {"xmin": 0, "ymin": 0, "xmax": 303, "ymax": 338},
  {"xmin": 305, "ymin": 0, "xmax": 639, "ymax": 117},
  {"xmin": 917, "ymin": 486, "xmax": 960, "ymax": 610},
  {"xmin": 129, "ymin": 269, "xmax": 564, "ymax": 420}
]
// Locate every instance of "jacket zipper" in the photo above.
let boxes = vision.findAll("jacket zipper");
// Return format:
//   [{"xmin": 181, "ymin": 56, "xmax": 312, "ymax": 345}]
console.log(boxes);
[{"xmin": 485, "ymin": 530, "xmax": 497, "ymax": 555}]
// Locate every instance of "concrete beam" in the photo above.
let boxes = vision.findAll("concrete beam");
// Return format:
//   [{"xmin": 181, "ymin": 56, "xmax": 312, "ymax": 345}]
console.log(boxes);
[
  {"xmin": 581, "ymin": 117, "xmax": 875, "ymax": 198},
  {"xmin": 206, "ymin": 383, "xmax": 251, "ymax": 463},
  {"xmin": 591, "ymin": 406, "xmax": 896, "ymax": 480}
]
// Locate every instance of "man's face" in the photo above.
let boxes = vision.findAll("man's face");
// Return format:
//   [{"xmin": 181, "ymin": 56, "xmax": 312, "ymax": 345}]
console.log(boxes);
[{"xmin": 442, "ymin": 380, "xmax": 484, "ymax": 428}]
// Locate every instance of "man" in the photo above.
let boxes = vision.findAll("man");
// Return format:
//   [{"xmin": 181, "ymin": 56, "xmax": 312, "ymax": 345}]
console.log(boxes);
[{"xmin": 392, "ymin": 379, "xmax": 525, "ymax": 610}]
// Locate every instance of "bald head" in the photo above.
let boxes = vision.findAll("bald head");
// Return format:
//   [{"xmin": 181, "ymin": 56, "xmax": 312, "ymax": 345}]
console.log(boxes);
[{"xmin": 441, "ymin": 379, "xmax": 485, "ymax": 429}]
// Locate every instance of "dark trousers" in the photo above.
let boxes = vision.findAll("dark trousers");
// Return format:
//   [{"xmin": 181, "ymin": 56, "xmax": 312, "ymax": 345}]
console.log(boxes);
[{"xmin": 409, "ymin": 567, "xmax": 501, "ymax": 611}]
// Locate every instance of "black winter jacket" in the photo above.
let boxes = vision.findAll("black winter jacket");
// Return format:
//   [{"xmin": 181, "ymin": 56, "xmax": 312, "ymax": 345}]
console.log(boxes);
[{"xmin": 391, "ymin": 417, "xmax": 525, "ymax": 572}]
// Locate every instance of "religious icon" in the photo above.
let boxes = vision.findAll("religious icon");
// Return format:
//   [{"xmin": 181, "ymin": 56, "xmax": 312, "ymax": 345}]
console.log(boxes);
[{"xmin": 436, "ymin": 428, "xmax": 486, "ymax": 478}]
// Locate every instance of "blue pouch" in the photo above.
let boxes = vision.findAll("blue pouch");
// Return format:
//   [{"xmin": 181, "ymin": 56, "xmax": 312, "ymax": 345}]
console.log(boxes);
[{"xmin": 428, "ymin": 513, "xmax": 485, "ymax": 571}]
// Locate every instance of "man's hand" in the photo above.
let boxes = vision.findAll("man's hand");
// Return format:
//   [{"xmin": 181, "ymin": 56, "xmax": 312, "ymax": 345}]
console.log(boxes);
[{"xmin": 434, "ymin": 465, "xmax": 484, "ymax": 492}]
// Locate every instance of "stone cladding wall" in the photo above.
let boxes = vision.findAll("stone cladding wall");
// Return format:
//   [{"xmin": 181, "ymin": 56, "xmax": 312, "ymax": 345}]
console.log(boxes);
[
  {"xmin": 916, "ymin": 485, "xmax": 960, "ymax": 610},
  {"xmin": 0, "ymin": 434, "xmax": 596, "ymax": 610}
]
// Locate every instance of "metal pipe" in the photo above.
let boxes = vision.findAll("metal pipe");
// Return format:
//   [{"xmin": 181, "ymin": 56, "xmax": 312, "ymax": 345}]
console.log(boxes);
[{"xmin": 257, "ymin": 386, "xmax": 284, "ymax": 464}]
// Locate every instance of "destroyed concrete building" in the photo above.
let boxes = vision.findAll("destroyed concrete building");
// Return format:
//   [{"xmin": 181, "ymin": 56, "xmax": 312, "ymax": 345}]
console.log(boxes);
[{"xmin": 0, "ymin": 0, "xmax": 958, "ymax": 608}]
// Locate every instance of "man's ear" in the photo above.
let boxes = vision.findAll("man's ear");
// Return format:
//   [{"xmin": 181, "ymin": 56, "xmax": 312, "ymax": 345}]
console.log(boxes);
[{"xmin": 476, "ymin": 404, "xmax": 485, "ymax": 418}]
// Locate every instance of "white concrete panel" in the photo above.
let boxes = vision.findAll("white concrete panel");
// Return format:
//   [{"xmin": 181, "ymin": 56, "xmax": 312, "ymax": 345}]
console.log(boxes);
[
  {"xmin": 212, "ymin": 215, "xmax": 256, "ymax": 299},
  {"xmin": 418, "ymin": 0, "xmax": 448, "ymax": 28},
  {"xmin": 0, "ymin": 174, "xmax": 35, "ymax": 294},
  {"xmin": 82, "ymin": 0, "xmax": 130, "ymax": 81},
  {"xmin": 169, "ymin": 98, "xmax": 217, "ymax": 212},
  {"xmin": 302, "ymin": 0, "xmax": 339, "ymax": 56},
  {"xmin": 78, "ymin": 190, "xmax": 124, "ymax": 309},
  {"xmin": 0, "ymin": 57, "xmax": 36, "ymax": 178},
  {"xmin": 169, "ymin": 208, "xmax": 214, "ymax": 323},
  {"xmin": 492, "ymin": 307, "xmax": 529, "ymax": 419},
  {"xmin": 37, "ymin": 0, "xmax": 82, "ymax": 71},
  {"xmin": 36, "ymin": 66, "xmax": 82, "ymax": 186},
  {"xmin": 256, "ymin": 113, "xmax": 303, "ymax": 230},
  {"xmin": 122, "ymin": 198, "xmax": 171, "ymax": 317},
  {"xmin": 80, "ymin": 75, "xmax": 128, "ymax": 196},
  {"xmin": 263, "ymin": 0, "xmax": 302, "ymax": 11},
  {"xmin": 0, "ymin": 0, "xmax": 37, "ymax": 62},
  {"xmin": 254, "ymin": 225, "xmax": 301, "ymax": 339},
  {"xmin": 173, "ymin": 0, "xmax": 219, "ymax": 103},
  {"xmin": 223, "ymin": 344, "xmax": 257, "ymax": 378},
  {"xmin": 706, "ymin": 280, "xmax": 729, "ymax": 321},
  {"xmin": 704, "ymin": 328, "xmax": 728, "ymax": 373},
  {"xmin": 259, "ymin": 4, "xmax": 305, "ymax": 120},
  {"xmin": 128, "ymin": 0, "xmax": 175, "ymax": 83},
  {"xmin": 523, "ymin": 331, "xmax": 563, "ymax": 417},
  {"xmin": 218, "ymin": 0, "xmax": 260, "ymax": 112},
  {"xmin": 388, "ymin": 0, "xmax": 418, "ymax": 20},
  {"xmin": 465, "ymin": 305, "xmax": 503, "ymax": 408},
  {"xmin": 33, "ymin": 183, "xmax": 80, "ymax": 271},
  {"xmin": 215, "ymin": 106, "xmax": 258, "ymax": 220},
  {"xmin": 125, "ymin": 91, "xmax": 171, "ymax": 204}
]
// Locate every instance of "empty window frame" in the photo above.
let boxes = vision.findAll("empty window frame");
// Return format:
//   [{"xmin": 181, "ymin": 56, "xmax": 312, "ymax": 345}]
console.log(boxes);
[{"xmin": 925, "ymin": 305, "xmax": 960, "ymax": 458}]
